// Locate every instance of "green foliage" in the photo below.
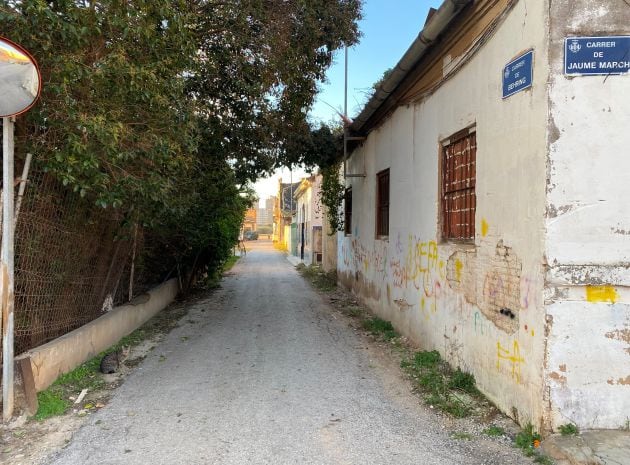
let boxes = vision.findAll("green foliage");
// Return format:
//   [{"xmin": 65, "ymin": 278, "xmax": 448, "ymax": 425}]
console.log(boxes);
[
  {"xmin": 483, "ymin": 425, "xmax": 506, "ymax": 437},
  {"xmin": 450, "ymin": 431, "xmax": 473, "ymax": 441},
  {"xmin": 297, "ymin": 264, "xmax": 337, "ymax": 292},
  {"xmin": 34, "ymin": 390, "xmax": 69, "ymax": 421},
  {"xmin": 363, "ymin": 317, "xmax": 398, "ymax": 341},
  {"xmin": 514, "ymin": 423, "xmax": 553, "ymax": 465},
  {"xmin": 321, "ymin": 161, "xmax": 346, "ymax": 233},
  {"xmin": 401, "ymin": 351, "xmax": 477, "ymax": 418},
  {"xmin": 514, "ymin": 423, "xmax": 543, "ymax": 458},
  {"xmin": 448, "ymin": 369, "xmax": 477, "ymax": 394},
  {"xmin": 558, "ymin": 423, "xmax": 579, "ymax": 436},
  {"xmin": 1, "ymin": 0, "xmax": 362, "ymax": 288}
]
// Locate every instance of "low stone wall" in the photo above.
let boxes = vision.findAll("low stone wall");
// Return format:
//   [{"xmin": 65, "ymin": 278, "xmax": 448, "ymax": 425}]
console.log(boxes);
[{"xmin": 16, "ymin": 278, "xmax": 179, "ymax": 392}]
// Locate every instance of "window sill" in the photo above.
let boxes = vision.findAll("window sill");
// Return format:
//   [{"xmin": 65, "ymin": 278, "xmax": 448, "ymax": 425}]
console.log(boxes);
[
  {"xmin": 440, "ymin": 239, "xmax": 476, "ymax": 250},
  {"xmin": 376, "ymin": 235, "xmax": 389, "ymax": 242}
]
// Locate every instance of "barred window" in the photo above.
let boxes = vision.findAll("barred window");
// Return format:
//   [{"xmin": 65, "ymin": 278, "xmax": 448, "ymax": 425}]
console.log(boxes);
[
  {"xmin": 441, "ymin": 130, "xmax": 476, "ymax": 241},
  {"xmin": 344, "ymin": 188, "xmax": 352, "ymax": 235},
  {"xmin": 376, "ymin": 169, "xmax": 389, "ymax": 238}
]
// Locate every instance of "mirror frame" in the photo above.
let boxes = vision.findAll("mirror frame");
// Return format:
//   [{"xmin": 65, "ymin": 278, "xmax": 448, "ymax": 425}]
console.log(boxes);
[{"xmin": 0, "ymin": 36, "xmax": 42, "ymax": 118}]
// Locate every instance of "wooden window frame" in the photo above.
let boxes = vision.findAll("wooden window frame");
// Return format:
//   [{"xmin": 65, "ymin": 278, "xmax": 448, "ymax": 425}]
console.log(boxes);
[
  {"xmin": 440, "ymin": 129, "xmax": 476, "ymax": 242},
  {"xmin": 376, "ymin": 168, "xmax": 390, "ymax": 239},
  {"xmin": 344, "ymin": 187, "xmax": 352, "ymax": 235}
]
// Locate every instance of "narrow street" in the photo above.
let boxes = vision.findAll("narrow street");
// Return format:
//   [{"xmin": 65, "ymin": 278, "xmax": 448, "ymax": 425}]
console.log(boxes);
[{"xmin": 44, "ymin": 241, "xmax": 528, "ymax": 465}]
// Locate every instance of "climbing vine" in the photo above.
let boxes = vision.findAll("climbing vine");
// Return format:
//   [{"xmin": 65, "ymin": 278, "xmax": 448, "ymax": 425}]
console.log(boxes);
[{"xmin": 320, "ymin": 161, "xmax": 345, "ymax": 233}]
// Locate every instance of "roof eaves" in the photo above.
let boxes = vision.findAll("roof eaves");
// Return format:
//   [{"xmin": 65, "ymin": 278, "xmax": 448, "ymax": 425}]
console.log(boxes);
[{"xmin": 349, "ymin": 0, "xmax": 472, "ymax": 137}]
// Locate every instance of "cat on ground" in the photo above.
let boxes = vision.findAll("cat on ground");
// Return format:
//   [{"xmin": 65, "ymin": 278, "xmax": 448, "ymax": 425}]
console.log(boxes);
[{"xmin": 99, "ymin": 346, "xmax": 130, "ymax": 374}]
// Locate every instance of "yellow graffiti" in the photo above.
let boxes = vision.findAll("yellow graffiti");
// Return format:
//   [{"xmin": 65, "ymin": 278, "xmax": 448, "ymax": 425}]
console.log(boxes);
[
  {"xmin": 497, "ymin": 340, "xmax": 525, "ymax": 383},
  {"xmin": 481, "ymin": 218, "xmax": 489, "ymax": 237},
  {"xmin": 454, "ymin": 259, "xmax": 463, "ymax": 281},
  {"xmin": 586, "ymin": 285, "xmax": 618, "ymax": 303}
]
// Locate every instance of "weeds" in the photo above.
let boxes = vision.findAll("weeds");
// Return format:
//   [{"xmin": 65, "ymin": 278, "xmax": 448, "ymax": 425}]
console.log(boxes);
[
  {"xmin": 514, "ymin": 423, "xmax": 553, "ymax": 464},
  {"xmin": 401, "ymin": 350, "xmax": 476, "ymax": 418},
  {"xmin": 362, "ymin": 317, "xmax": 398, "ymax": 341},
  {"xmin": 297, "ymin": 264, "xmax": 337, "ymax": 291},
  {"xmin": 558, "ymin": 423, "xmax": 578, "ymax": 436},
  {"xmin": 483, "ymin": 425, "xmax": 506, "ymax": 437},
  {"xmin": 451, "ymin": 431, "xmax": 473, "ymax": 440},
  {"xmin": 34, "ymin": 390, "xmax": 69, "ymax": 421}
]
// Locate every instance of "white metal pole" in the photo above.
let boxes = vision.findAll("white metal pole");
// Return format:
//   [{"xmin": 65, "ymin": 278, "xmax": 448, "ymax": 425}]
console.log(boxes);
[
  {"xmin": 343, "ymin": 45, "xmax": 348, "ymax": 177},
  {"xmin": 2, "ymin": 117, "xmax": 16, "ymax": 421}
]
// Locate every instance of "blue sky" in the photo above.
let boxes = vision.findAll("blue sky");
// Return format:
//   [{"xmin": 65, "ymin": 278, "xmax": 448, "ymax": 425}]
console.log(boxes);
[
  {"xmin": 310, "ymin": 0, "xmax": 442, "ymax": 123},
  {"xmin": 255, "ymin": 0, "xmax": 442, "ymax": 202}
]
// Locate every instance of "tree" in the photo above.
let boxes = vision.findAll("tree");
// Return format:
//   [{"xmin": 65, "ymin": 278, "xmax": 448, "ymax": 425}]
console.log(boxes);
[{"xmin": 0, "ymin": 0, "xmax": 362, "ymax": 286}]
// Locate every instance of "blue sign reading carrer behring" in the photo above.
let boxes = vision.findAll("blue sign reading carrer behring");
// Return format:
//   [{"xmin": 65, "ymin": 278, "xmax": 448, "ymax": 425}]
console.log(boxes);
[
  {"xmin": 502, "ymin": 50, "xmax": 534, "ymax": 99},
  {"xmin": 565, "ymin": 36, "xmax": 630, "ymax": 76}
]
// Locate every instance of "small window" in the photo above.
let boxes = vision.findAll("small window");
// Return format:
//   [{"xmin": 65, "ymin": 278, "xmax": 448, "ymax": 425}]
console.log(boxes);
[
  {"xmin": 376, "ymin": 169, "xmax": 389, "ymax": 238},
  {"xmin": 344, "ymin": 188, "xmax": 352, "ymax": 235},
  {"xmin": 441, "ymin": 130, "xmax": 476, "ymax": 241}
]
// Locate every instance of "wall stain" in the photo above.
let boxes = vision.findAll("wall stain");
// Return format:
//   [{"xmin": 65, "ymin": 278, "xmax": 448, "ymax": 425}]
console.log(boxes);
[
  {"xmin": 607, "ymin": 375, "xmax": 630, "ymax": 386},
  {"xmin": 586, "ymin": 285, "xmax": 618, "ymax": 303},
  {"xmin": 481, "ymin": 218, "xmax": 489, "ymax": 237}
]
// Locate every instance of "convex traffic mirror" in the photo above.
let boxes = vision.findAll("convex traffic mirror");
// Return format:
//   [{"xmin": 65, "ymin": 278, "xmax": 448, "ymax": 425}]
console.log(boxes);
[{"xmin": 0, "ymin": 37, "xmax": 41, "ymax": 117}]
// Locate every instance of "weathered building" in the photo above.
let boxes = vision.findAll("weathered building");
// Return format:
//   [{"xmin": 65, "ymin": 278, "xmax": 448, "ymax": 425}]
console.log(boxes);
[
  {"xmin": 273, "ymin": 180, "xmax": 300, "ymax": 250},
  {"xmin": 291, "ymin": 175, "xmax": 324, "ymax": 265},
  {"xmin": 340, "ymin": 0, "xmax": 630, "ymax": 431}
]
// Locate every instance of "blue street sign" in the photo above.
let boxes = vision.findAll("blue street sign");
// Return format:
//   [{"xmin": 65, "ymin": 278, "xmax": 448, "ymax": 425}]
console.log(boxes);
[
  {"xmin": 502, "ymin": 50, "xmax": 534, "ymax": 99},
  {"xmin": 565, "ymin": 37, "xmax": 630, "ymax": 76}
]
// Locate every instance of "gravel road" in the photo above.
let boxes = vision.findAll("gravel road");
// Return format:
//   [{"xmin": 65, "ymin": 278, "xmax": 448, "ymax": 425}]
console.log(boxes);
[{"xmin": 44, "ymin": 241, "xmax": 529, "ymax": 465}]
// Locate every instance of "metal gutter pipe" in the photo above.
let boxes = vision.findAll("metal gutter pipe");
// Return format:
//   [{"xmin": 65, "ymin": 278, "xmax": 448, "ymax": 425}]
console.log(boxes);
[{"xmin": 350, "ymin": 0, "xmax": 472, "ymax": 135}]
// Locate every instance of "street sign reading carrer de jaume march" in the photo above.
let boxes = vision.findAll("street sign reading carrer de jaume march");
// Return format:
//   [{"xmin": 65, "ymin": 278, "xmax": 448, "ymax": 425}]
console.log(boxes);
[
  {"xmin": 502, "ymin": 50, "xmax": 534, "ymax": 99},
  {"xmin": 565, "ymin": 36, "xmax": 630, "ymax": 76}
]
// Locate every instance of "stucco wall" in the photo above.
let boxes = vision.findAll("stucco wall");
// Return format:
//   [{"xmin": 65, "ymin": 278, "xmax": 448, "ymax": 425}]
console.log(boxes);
[
  {"xmin": 340, "ymin": 0, "xmax": 549, "ymax": 428},
  {"xmin": 545, "ymin": 0, "xmax": 630, "ymax": 430},
  {"xmin": 16, "ymin": 279, "xmax": 179, "ymax": 392}
]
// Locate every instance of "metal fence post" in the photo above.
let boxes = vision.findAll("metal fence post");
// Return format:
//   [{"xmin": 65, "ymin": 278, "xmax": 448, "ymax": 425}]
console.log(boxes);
[{"xmin": 2, "ymin": 116, "xmax": 16, "ymax": 421}]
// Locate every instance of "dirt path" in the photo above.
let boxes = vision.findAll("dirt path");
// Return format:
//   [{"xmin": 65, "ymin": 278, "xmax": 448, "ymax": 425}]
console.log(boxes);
[{"xmin": 41, "ymin": 241, "xmax": 529, "ymax": 465}]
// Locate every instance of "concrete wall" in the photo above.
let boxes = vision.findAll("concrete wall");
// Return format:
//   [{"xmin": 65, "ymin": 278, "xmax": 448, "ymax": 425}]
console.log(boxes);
[
  {"xmin": 545, "ymin": 0, "xmax": 630, "ymax": 430},
  {"xmin": 340, "ymin": 0, "xmax": 550, "ymax": 428},
  {"xmin": 17, "ymin": 279, "xmax": 179, "ymax": 392}
]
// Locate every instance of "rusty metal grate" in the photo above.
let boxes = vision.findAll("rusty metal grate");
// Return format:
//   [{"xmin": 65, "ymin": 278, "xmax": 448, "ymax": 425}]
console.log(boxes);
[
  {"xmin": 376, "ymin": 169, "xmax": 389, "ymax": 237},
  {"xmin": 442, "ymin": 131, "xmax": 476, "ymax": 241}
]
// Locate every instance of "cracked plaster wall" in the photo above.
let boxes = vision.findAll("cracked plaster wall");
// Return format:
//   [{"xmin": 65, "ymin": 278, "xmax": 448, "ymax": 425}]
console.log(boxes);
[
  {"xmin": 545, "ymin": 0, "xmax": 630, "ymax": 430},
  {"xmin": 339, "ymin": 0, "xmax": 549, "ymax": 429}
]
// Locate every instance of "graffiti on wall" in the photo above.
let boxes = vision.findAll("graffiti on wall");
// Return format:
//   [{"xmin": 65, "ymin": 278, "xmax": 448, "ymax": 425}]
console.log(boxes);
[{"xmin": 497, "ymin": 340, "xmax": 525, "ymax": 383}]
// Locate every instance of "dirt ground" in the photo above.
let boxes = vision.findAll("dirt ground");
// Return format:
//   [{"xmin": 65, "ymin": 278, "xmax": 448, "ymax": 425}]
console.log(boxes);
[{"xmin": 1, "ymin": 243, "xmax": 531, "ymax": 464}]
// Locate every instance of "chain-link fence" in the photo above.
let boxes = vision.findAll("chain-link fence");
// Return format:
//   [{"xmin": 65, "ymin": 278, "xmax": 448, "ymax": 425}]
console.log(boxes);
[
  {"xmin": 0, "ymin": 153, "xmax": 154, "ymax": 366},
  {"xmin": 12, "ymin": 168, "xmax": 134, "ymax": 354}
]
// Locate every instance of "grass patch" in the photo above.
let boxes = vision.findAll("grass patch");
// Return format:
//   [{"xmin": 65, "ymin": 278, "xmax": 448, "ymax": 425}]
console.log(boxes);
[
  {"xmin": 401, "ymin": 350, "xmax": 477, "ymax": 418},
  {"xmin": 33, "ymin": 390, "xmax": 69, "ymax": 421},
  {"xmin": 451, "ymin": 431, "xmax": 473, "ymax": 440},
  {"xmin": 297, "ymin": 264, "xmax": 337, "ymax": 291},
  {"xmin": 483, "ymin": 425, "xmax": 506, "ymax": 437},
  {"xmin": 362, "ymin": 317, "xmax": 398, "ymax": 341},
  {"xmin": 222, "ymin": 255, "xmax": 239, "ymax": 272},
  {"xmin": 558, "ymin": 423, "xmax": 578, "ymax": 436}
]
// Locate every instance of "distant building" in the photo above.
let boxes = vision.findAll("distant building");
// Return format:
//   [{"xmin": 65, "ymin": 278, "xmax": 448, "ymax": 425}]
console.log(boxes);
[
  {"xmin": 273, "ymin": 180, "xmax": 300, "ymax": 250},
  {"xmin": 291, "ymin": 175, "xmax": 323, "ymax": 265},
  {"xmin": 256, "ymin": 196, "xmax": 276, "ymax": 225},
  {"xmin": 242, "ymin": 207, "xmax": 257, "ymax": 233}
]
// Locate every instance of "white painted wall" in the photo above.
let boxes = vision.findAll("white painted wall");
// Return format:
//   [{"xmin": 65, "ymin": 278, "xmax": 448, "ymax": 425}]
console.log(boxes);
[
  {"xmin": 545, "ymin": 0, "xmax": 630, "ymax": 430},
  {"xmin": 340, "ymin": 1, "xmax": 550, "ymax": 428},
  {"xmin": 293, "ymin": 176, "xmax": 324, "ymax": 265}
]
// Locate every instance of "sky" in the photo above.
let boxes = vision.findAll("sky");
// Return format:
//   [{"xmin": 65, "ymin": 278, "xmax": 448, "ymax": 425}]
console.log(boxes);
[{"xmin": 254, "ymin": 0, "xmax": 442, "ymax": 205}]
